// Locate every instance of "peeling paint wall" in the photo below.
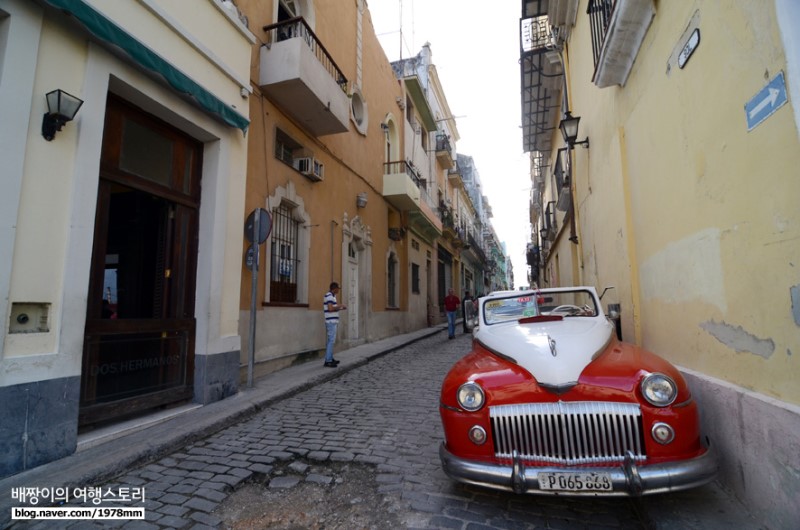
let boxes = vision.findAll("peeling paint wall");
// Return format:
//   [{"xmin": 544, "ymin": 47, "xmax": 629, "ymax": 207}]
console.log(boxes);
[
  {"xmin": 564, "ymin": 0, "xmax": 800, "ymax": 521},
  {"xmin": 699, "ymin": 320, "xmax": 775, "ymax": 359},
  {"xmin": 567, "ymin": 0, "xmax": 800, "ymax": 406},
  {"xmin": 791, "ymin": 284, "xmax": 800, "ymax": 327}
]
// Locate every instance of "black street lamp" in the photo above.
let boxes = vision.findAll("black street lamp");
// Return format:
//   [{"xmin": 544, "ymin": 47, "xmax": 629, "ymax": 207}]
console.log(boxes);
[{"xmin": 559, "ymin": 111, "xmax": 590, "ymax": 149}]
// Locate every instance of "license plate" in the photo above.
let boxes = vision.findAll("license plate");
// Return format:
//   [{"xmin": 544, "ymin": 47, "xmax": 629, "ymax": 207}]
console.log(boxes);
[{"xmin": 537, "ymin": 471, "xmax": 613, "ymax": 492}]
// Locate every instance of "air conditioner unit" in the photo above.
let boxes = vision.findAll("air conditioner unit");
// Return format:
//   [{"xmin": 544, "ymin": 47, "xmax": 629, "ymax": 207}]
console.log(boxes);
[
  {"xmin": 293, "ymin": 157, "xmax": 312, "ymax": 174},
  {"xmin": 293, "ymin": 157, "xmax": 324, "ymax": 181},
  {"xmin": 311, "ymin": 159, "xmax": 324, "ymax": 181}
]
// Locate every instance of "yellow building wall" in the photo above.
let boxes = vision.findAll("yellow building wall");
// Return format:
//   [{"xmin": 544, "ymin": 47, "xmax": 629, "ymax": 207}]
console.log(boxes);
[
  {"xmin": 568, "ymin": 1, "xmax": 799, "ymax": 404},
  {"xmin": 237, "ymin": 0, "xmax": 424, "ymax": 368},
  {"xmin": 85, "ymin": 0, "xmax": 250, "ymax": 108}
]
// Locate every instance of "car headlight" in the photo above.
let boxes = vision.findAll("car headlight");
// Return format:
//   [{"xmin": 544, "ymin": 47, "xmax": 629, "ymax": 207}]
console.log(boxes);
[
  {"xmin": 641, "ymin": 373, "xmax": 677, "ymax": 407},
  {"xmin": 457, "ymin": 382, "xmax": 485, "ymax": 412}
]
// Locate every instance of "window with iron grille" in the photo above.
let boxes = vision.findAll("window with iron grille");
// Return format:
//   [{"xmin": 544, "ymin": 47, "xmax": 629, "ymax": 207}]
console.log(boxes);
[
  {"xmin": 270, "ymin": 202, "xmax": 300, "ymax": 303},
  {"xmin": 554, "ymin": 148, "xmax": 565, "ymax": 190},
  {"xmin": 388, "ymin": 252, "xmax": 398, "ymax": 307},
  {"xmin": 411, "ymin": 263, "xmax": 420, "ymax": 294},
  {"xmin": 587, "ymin": 0, "xmax": 616, "ymax": 67}
]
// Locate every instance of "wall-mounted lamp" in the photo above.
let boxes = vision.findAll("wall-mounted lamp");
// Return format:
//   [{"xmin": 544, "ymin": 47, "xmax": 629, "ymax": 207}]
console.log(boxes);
[
  {"xmin": 356, "ymin": 192, "xmax": 368, "ymax": 209},
  {"xmin": 559, "ymin": 111, "xmax": 589, "ymax": 149},
  {"xmin": 42, "ymin": 89, "xmax": 83, "ymax": 141}
]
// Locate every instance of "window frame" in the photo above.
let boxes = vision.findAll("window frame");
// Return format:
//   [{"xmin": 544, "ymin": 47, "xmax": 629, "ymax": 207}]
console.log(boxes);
[{"xmin": 269, "ymin": 201, "xmax": 301, "ymax": 304}]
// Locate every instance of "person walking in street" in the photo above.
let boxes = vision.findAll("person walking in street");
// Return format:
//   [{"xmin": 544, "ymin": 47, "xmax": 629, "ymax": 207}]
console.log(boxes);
[
  {"xmin": 462, "ymin": 290, "xmax": 476, "ymax": 333},
  {"xmin": 323, "ymin": 282, "xmax": 346, "ymax": 367},
  {"xmin": 444, "ymin": 288, "xmax": 460, "ymax": 339}
]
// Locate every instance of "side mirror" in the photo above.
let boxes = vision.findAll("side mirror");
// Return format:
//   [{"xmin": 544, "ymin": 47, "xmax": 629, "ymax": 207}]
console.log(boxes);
[{"xmin": 606, "ymin": 303, "xmax": 622, "ymax": 340}]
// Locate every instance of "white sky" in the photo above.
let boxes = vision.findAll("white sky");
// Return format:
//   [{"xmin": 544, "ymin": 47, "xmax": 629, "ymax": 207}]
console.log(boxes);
[{"xmin": 367, "ymin": 0, "xmax": 532, "ymax": 287}]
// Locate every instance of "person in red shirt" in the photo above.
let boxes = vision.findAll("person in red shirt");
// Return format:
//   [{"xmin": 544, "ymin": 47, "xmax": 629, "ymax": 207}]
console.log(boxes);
[{"xmin": 444, "ymin": 288, "xmax": 460, "ymax": 339}]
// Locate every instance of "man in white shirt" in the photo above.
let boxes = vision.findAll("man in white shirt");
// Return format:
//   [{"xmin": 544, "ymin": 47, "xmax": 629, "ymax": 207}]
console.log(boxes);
[{"xmin": 323, "ymin": 282, "xmax": 347, "ymax": 367}]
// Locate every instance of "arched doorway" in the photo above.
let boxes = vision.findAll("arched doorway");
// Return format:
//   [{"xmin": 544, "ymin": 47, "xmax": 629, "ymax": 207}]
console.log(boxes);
[{"xmin": 342, "ymin": 213, "xmax": 371, "ymax": 344}]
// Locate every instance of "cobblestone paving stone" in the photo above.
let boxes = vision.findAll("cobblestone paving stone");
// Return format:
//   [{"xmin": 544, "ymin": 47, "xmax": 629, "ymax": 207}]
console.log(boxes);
[{"xmin": 53, "ymin": 332, "xmax": 655, "ymax": 529}]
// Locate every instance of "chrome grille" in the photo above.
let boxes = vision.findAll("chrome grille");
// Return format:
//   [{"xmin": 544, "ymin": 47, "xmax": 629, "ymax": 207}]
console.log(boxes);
[{"xmin": 490, "ymin": 402, "xmax": 646, "ymax": 465}]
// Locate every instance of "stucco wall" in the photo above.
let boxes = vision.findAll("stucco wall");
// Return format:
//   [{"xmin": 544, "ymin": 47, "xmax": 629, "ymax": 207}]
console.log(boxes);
[
  {"xmin": 238, "ymin": 0, "xmax": 432, "ymax": 368},
  {"xmin": 569, "ymin": 0, "xmax": 800, "ymax": 405},
  {"xmin": 563, "ymin": 0, "xmax": 800, "ymax": 517},
  {"xmin": 0, "ymin": 0, "xmax": 251, "ymax": 475}
]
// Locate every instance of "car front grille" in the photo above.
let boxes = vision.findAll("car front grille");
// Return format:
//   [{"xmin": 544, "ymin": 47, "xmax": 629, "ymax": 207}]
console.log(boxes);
[{"xmin": 489, "ymin": 401, "xmax": 646, "ymax": 465}]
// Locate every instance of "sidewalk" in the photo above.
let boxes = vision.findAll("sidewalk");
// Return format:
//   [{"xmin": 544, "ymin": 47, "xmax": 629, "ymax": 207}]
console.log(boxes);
[{"xmin": 0, "ymin": 324, "xmax": 447, "ymax": 525}]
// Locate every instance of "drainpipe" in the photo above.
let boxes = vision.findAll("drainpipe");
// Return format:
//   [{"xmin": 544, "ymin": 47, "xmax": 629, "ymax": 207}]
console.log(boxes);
[
  {"xmin": 330, "ymin": 219, "xmax": 338, "ymax": 282},
  {"xmin": 618, "ymin": 126, "xmax": 643, "ymax": 345}
]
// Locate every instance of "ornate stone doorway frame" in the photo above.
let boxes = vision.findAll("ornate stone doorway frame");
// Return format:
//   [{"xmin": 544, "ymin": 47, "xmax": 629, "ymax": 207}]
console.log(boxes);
[{"xmin": 341, "ymin": 213, "xmax": 371, "ymax": 345}]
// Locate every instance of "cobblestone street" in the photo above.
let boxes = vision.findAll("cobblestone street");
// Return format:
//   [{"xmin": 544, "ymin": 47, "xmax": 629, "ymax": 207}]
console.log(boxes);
[{"xmin": 16, "ymin": 330, "xmax": 759, "ymax": 529}]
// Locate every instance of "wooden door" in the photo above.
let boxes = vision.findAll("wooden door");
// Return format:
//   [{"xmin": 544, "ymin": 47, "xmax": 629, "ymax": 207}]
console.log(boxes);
[{"xmin": 80, "ymin": 96, "xmax": 201, "ymax": 426}]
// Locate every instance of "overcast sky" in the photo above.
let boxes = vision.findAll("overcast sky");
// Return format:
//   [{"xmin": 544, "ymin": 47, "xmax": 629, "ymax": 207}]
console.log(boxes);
[{"xmin": 368, "ymin": 0, "xmax": 532, "ymax": 287}]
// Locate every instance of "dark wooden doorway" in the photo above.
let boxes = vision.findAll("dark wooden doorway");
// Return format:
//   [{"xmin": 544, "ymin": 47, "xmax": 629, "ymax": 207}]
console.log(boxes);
[{"xmin": 80, "ymin": 95, "xmax": 202, "ymax": 426}]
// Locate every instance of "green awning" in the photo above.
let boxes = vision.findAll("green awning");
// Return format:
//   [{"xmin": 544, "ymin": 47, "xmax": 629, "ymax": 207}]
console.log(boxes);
[{"xmin": 44, "ymin": 0, "xmax": 250, "ymax": 133}]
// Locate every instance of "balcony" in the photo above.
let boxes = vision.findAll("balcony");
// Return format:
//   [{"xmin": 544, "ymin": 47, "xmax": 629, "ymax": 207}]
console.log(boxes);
[
  {"xmin": 588, "ymin": 0, "xmax": 655, "ymax": 88},
  {"xmin": 260, "ymin": 17, "xmax": 350, "ymax": 136},
  {"xmin": 448, "ymin": 163, "xmax": 464, "ymax": 190},
  {"xmin": 383, "ymin": 160, "xmax": 423, "ymax": 211},
  {"xmin": 467, "ymin": 233, "xmax": 488, "ymax": 264},
  {"xmin": 520, "ymin": 9, "xmax": 564, "ymax": 154},
  {"xmin": 435, "ymin": 133, "xmax": 455, "ymax": 169},
  {"xmin": 439, "ymin": 204, "xmax": 465, "ymax": 247},
  {"xmin": 383, "ymin": 161, "xmax": 441, "ymax": 242}
]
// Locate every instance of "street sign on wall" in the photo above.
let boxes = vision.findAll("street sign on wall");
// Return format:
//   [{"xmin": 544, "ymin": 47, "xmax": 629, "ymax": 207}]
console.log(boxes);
[{"xmin": 745, "ymin": 71, "xmax": 788, "ymax": 132}]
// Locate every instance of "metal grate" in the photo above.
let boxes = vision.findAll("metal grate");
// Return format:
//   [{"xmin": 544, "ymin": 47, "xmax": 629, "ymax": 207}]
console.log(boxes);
[
  {"xmin": 270, "ymin": 202, "xmax": 299, "ymax": 303},
  {"xmin": 587, "ymin": 0, "xmax": 617, "ymax": 67},
  {"xmin": 490, "ymin": 401, "xmax": 645, "ymax": 465}
]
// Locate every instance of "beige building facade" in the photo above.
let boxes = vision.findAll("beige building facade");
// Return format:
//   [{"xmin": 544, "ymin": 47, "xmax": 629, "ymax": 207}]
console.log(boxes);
[
  {"xmin": 0, "ymin": 0, "xmax": 252, "ymax": 476},
  {"xmin": 523, "ymin": 1, "xmax": 799, "ymax": 526},
  {"xmin": 236, "ymin": 1, "xmax": 456, "ymax": 375}
]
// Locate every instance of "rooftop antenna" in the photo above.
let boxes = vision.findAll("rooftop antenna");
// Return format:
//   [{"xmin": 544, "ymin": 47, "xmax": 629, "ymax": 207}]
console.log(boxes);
[{"xmin": 398, "ymin": 0, "xmax": 403, "ymax": 60}]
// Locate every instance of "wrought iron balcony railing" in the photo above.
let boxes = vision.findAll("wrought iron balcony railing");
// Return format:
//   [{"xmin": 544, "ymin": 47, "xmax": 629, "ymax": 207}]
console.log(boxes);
[
  {"xmin": 435, "ymin": 133, "xmax": 452, "ymax": 153},
  {"xmin": 468, "ymin": 233, "xmax": 488, "ymax": 263},
  {"xmin": 263, "ymin": 17, "xmax": 348, "ymax": 93},
  {"xmin": 384, "ymin": 160, "xmax": 423, "ymax": 188},
  {"xmin": 587, "ymin": 0, "xmax": 616, "ymax": 67}
]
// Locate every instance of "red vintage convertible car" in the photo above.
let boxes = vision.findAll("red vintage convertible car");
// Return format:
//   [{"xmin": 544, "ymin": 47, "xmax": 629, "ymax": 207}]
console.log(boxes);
[{"xmin": 439, "ymin": 286, "xmax": 717, "ymax": 496}]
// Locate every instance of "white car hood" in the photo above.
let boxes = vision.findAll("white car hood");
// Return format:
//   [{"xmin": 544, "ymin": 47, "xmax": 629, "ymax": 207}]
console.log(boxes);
[{"xmin": 477, "ymin": 318, "xmax": 614, "ymax": 386}]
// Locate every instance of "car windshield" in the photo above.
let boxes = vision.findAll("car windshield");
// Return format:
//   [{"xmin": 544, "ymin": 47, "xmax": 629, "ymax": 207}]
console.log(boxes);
[{"xmin": 483, "ymin": 290, "xmax": 599, "ymax": 325}]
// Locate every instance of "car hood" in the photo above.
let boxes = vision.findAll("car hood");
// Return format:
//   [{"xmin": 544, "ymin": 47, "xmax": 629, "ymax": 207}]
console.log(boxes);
[{"xmin": 476, "ymin": 318, "xmax": 614, "ymax": 387}]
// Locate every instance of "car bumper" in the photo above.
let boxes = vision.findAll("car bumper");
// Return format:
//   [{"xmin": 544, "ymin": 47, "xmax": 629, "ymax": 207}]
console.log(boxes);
[{"xmin": 439, "ymin": 441, "xmax": 717, "ymax": 496}]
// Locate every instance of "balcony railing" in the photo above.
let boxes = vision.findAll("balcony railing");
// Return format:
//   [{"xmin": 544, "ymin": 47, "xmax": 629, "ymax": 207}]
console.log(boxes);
[
  {"xmin": 587, "ymin": 0, "xmax": 655, "ymax": 87},
  {"xmin": 468, "ymin": 233, "xmax": 487, "ymax": 263},
  {"xmin": 435, "ymin": 133, "xmax": 452, "ymax": 153},
  {"xmin": 435, "ymin": 132, "xmax": 455, "ymax": 169},
  {"xmin": 587, "ymin": 0, "xmax": 616, "ymax": 67},
  {"xmin": 264, "ymin": 17, "xmax": 348, "ymax": 93},
  {"xmin": 384, "ymin": 160, "xmax": 423, "ymax": 187}
]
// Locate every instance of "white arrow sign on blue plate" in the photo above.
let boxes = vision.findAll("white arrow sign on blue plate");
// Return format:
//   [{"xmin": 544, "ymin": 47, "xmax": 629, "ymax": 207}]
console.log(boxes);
[{"xmin": 745, "ymin": 72, "xmax": 788, "ymax": 131}]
